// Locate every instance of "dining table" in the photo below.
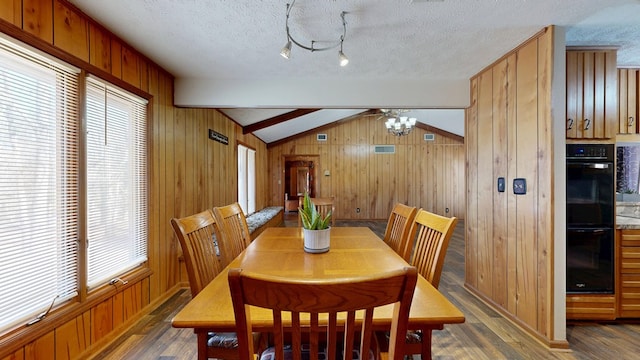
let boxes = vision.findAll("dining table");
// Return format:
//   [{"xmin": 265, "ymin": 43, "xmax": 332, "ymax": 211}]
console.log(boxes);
[{"xmin": 171, "ymin": 226, "xmax": 465, "ymax": 360}]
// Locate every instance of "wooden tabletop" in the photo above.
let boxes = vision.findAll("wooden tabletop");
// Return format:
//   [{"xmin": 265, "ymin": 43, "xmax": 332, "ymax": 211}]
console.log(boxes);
[{"xmin": 172, "ymin": 227, "xmax": 465, "ymax": 331}]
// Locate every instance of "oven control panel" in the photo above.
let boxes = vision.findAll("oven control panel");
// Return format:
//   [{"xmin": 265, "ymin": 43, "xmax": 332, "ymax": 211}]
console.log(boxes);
[{"xmin": 566, "ymin": 144, "xmax": 614, "ymax": 161}]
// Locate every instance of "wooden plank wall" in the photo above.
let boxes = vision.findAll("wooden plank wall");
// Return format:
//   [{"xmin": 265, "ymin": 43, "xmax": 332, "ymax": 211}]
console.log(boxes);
[
  {"xmin": 465, "ymin": 27, "xmax": 556, "ymax": 346},
  {"xmin": 268, "ymin": 115, "xmax": 465, "ymax": 220},
  {"xmin": 0, "ymin": 1, "xmax": 267, "ymax": 359}
]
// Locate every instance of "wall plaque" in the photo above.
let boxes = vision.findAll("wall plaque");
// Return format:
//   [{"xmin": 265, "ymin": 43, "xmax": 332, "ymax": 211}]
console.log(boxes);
[{"xmin": 208, "ymin": 129, "xmax": 229, "ymax": 145}]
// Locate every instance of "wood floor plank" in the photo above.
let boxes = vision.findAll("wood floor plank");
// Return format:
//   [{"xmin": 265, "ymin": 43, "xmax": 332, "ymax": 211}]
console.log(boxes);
[{"xmin": 93, "ymin": 217, "xmax": 640, "ymax": 360}]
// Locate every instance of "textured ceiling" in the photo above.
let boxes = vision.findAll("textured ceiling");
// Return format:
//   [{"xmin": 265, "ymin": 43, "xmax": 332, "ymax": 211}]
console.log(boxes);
[{"xmin": 68, "ymin": 0, "xmax": 640, "ymax": 143}]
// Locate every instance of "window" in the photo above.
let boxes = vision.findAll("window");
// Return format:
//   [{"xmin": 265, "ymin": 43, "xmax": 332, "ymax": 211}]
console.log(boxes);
[
  {"xmin": 85, "ymin": 77, "xmax": 148, "ymax": 288},
  {"xmin": 237, "ymin": 144, "xmax": 256, "ymax": 215},
  {"xmin": 0, "ymin": 38, "xmax": 80, "ymax": 330},
  {"xmin": 0, "ymin": 36, "xmax": 148, "ymax": 333}
]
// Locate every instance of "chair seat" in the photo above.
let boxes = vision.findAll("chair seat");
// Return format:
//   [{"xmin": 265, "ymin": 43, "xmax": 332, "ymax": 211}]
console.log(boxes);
[
  {"xmin": 207, "ymin": 332, "xmax": 239, "ymax": 348},
  {"xmin": 259, "ymin": 344, "xmax": 375, "ymax": 360}
]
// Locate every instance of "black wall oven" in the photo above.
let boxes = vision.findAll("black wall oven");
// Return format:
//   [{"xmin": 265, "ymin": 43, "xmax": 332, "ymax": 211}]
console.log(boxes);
[{"xmin": 566, "ymin": 144, "xmax": 615, "ymax": 293}]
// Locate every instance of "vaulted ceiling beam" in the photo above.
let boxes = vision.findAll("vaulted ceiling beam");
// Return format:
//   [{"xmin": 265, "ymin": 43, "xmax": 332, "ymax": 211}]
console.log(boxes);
[{"xmin": 243, "ymin": 109, "xmax": 321, "ymax": 134}]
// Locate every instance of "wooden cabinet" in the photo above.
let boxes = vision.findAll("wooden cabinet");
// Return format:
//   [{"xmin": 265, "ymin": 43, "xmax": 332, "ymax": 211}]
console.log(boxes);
[
  {"xmin": 618, "ymin": 229, "xmax": 640, "ymax": 318},
  {"xmin": 566, "ymin": 49, "xmax": 618, "ymax": 139},
  {"xmin": 618, "ymin": 69, "xmax": 639, "ymax": 134}
]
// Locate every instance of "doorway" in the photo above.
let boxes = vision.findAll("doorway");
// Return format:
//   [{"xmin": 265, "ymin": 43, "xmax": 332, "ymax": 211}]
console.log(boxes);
[{"xmin": 283, "ymin": 155, "xmax": 319, "ymax": 212}]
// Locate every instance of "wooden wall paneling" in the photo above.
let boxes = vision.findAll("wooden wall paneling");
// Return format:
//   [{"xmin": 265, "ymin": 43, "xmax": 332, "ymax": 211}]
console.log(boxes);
[
  {"xmin": 24, "ymin": 330, "xmax": 54, "ymax": 360},
  {"xmin": 55, "ymin": 310, "xmax": 91, "ymax": 359},
  {"xmin": 123, "ymin": 282, "xmax": 142, "ymax": 321},
  {"xmin": 194, "ymin": 109, "xmax": 206, "ymax": 212},
  {"xmin": 566, "ymin": 51, "xmax": 578, "ymax": 137},
  {"xmin": 53, "ymin": 0, "xmax": 89, "ymax": 62},
  {"xmin": 619, "ymin": 68, "xmax": 629, "ymax": 133},
  {"xmin": 582, "ymin": 52, "xmax": 595, "ymax": 138},
  {"xmin": 160, "ymin": 71, "xmax": 175, "ymax": 296},
  {"xmin": 173, "ymin": 108, "xmax": 188, "ymax": 218},
  {"xmin": 0, "ymin": 0, "xmax": 22, "ymax": 27},
  {"xmin": 147, "ymin": 66, "xmax": 161, "ymax": 301},
  {"xmin": 139, "ymin": 60, "xmax": 149, "ymax": 93},
  {"xmin": 536, "ymin": 28, "xmax": 553, "ymax": 337},
  {"xmin": 183, "ymin": 109, "xmax": 198, "ymax": 215},
  {"xmin": 204, "ymin": 110, "xmax": 214, "ymax": 208},
  {"xmin": 593, "ymin": 52, "xmax": 606, "ymax": 138},
  {"xmin": 112, "ymin": 291, "xmax": 124, "ymax": 329},
  {"xmin": 506, "ymin": 53, "xmax": 518, "ymax": 315},
  {"xmin": 88, "ymin": 23, "xmax": 111, "ymax": 72},
  {"xmin": 514, "ymin": 38, "xmax": 539, "ymax": 329},
  {"xmin": 492, "ymin": 58, "xmax": 509, "ymax": 308},
  {"xmin": 121, "ymin": 46, "xmax": 140, "ymax": 88},
  {"xmin": 477, "ymin": 68, "xmax": 494, "ymax": 296},
  {"xmin": 1, "ymin": 348, "xmax": 23, "ymax": 360},
  {"xmin": 91, "ymin": 298, "xmax": 114, "ymax": 344},
  {"xmin": 23, "ymin": 0, "xmax": 53, "ymax": 43},
  {"xmin": 110, "ymin": 37, "xmax": 122, "ymax": 79},
  {"xmin": 466, "ymin": 77, "xmax": 479, "ymax": 289}
]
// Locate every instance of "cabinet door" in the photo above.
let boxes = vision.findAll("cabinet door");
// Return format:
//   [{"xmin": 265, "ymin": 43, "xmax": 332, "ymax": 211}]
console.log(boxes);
[
  {"xmin": 582, "ymin": 51, "xmax": 595, "ymax": 138},
  {"xmin": 566, "ymin": 51, "xmax": 579, "ymax": 138},
  {"xmin": 620, "ymin": 69, "xmax": 639, "ymax": 134},
  {"xmin": 566, "ymin": 50, "xmax": 617, "ymax": 139}
]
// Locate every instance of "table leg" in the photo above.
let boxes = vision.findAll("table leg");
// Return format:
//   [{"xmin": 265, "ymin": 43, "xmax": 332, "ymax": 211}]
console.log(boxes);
[
  {"xmin": 420, "ymin": 329, "xmax": 432, "ymax": 360},
  {"xmin": 197, "ymin": 331, "xmax": 208, "ymax": 360}
]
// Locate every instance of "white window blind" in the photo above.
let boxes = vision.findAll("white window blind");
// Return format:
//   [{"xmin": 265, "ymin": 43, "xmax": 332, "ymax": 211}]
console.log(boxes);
[
  {"xmin": 237, "ymin": 145, "xmax": 248, "ymax": 214},
  {"xmin": 86, "ymin": 77, "xmax": 148, "ymax": 288},
  {"xmin": 237, "ymin": 144, "xmax": 256, "ymax": 215},
  {"xmin": 0, "ymin": 38, "xmax": 80, "ymax": 330},
  {"xmin": 247, "ymin": 148, "xmax": 256, "ymax": 214}
]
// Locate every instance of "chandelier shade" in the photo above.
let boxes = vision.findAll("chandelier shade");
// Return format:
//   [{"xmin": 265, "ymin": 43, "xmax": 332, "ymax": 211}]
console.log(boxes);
[
  {"xmin": 280, "ymin": 0, "xmax": 349, "ymax": 66},
  {"xmin": 381, "ymin": 109, "xmax": 418, "ymax": 136}
]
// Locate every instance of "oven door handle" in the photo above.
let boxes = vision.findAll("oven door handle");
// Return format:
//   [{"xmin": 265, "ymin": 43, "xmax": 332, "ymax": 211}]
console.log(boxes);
[
  {"xmin": 568, "ymin": 228, "xmax": 607, "ymax": 234},
  {"xmin": 567, "ymin": 163, "xmax": 611, "ymax": 169}
]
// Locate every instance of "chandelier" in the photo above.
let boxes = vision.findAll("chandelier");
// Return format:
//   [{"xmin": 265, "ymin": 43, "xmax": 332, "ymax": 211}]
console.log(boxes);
[
  {"xmin": 381, "ymin": 109, "xmax": 417, "ymax": 136},
  {"xmin": 280, "ymin": 0, "xmax": 349, "ymax": 67}
]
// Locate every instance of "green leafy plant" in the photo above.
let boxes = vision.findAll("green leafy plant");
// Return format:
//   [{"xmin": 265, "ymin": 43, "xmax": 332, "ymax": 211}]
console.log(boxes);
[{"xmin": 298, "ymin": 192, "xmax": 332, "ymax": 230}]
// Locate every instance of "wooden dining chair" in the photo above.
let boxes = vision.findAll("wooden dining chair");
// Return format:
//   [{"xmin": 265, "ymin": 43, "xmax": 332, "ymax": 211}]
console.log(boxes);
[
  {"xmin": 229, "ymin": 266, "xmax": 418, "ymax": 360},
  {"xmin": 297, "ymin": 196, "xmax": 335, "ymax": 227},
  {"xmin": 403, "ymin": 209, "xmax": 458, "ymax": 360},
  {"xmin": 383, "ymin": 203, "xmax": 417, "ymax": 262},
  {"xmin": 213, "ymin": 202, "xmax": 253, "ymax": 264},
  {"xmin": 170, "ymin": 209, "xmax": 241, "ymax": 360}
]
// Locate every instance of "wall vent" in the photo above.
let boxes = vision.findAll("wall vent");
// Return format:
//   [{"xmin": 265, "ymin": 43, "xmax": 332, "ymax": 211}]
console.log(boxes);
[
  {"xmin": 317, "ymin": 133, "xmax": 327, "ymax": 141},
  {"xmin": 424, "ymin": 133, "xmax": 435, "ymax": 141},
  {"xmin": 374, "ymin": 145, "xmax": 396, "ymax": 154}
]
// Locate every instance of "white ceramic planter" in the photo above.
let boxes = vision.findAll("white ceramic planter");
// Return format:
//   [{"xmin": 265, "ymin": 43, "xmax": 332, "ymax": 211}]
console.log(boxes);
[{"xmin": 303, "ymin": 227, "xmax": 331, "ymax": 253}]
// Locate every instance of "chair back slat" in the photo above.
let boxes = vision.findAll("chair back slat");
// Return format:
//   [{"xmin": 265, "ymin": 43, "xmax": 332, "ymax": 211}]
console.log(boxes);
[
  {"xmin": 298, "ymin": 197, "xmax": 335, "ymax": 227},
  {"xmin": 383, "ymin": 203, "xmax": 417, "ymax": 261},
  {"xmin": 170, "ymin": 210, "xmax": 225, "ymax": 297},
  {"xmin": 213, "ymin": 202, "xmax": 252, "ymax": 263},
  {"xmin": 229, "ymin": 267, "xmax": 418, "ymax": 360},
  {"xmin": 406, "ymin": 209, "xmax": 458, "ymax": 289}
]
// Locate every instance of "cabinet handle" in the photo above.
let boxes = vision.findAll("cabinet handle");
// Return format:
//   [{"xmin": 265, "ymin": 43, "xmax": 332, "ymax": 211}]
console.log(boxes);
[
  {"xmin": 567, "ymin": 118, "xmax": 573, "ymax": 130},
  {"xmin": 630, "ymin": 116, "xmax": 635, "ymax": 127},
  {"xmin": 584, "ymin": 118, "xmax": 591, "ymax": 130}
]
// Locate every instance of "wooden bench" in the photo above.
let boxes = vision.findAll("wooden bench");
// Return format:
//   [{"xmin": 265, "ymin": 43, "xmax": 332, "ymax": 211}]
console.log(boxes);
[{"xmin": 246, "ymin": 206, "xmax": 284, "ymax": 240}]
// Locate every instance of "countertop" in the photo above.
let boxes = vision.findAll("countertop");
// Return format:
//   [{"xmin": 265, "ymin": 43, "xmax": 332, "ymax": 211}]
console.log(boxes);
[
  {"xmin": 617, "ymin": 215, "xmax": 640, "ymax": 229},
  {"xmin": 617, "ymin": 202, "xmax": 640, "ymax": 229}
]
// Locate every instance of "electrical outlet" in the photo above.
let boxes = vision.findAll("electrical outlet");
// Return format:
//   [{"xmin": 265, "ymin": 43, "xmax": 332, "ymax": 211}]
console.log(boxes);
[{"xmin": 356, "ymin": 208, "xmax": 360, "ymax": 213}]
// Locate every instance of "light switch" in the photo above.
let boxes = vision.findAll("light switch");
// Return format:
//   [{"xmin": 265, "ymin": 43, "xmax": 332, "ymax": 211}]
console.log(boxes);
[{"xmin": 497, "ymin": 177, "xmax": 505, "ymax": 192}]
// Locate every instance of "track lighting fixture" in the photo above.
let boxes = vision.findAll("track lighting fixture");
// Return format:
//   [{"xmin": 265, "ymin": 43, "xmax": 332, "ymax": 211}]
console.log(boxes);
[{"xmin": 280, "ymin": 0, "xmax": 349, "ymax": 66}]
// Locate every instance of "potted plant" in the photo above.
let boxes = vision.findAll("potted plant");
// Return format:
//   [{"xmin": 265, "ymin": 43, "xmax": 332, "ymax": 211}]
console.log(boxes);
[{"xmin": 299, "ymin": 192, "xmax": 332, "ymax": 253}]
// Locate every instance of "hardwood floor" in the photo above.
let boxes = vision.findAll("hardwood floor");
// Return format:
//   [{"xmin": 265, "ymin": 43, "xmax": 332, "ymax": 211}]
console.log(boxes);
[{"xmin": 94, "ymin": 216, "xmax": 640, "ymax": 359}]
